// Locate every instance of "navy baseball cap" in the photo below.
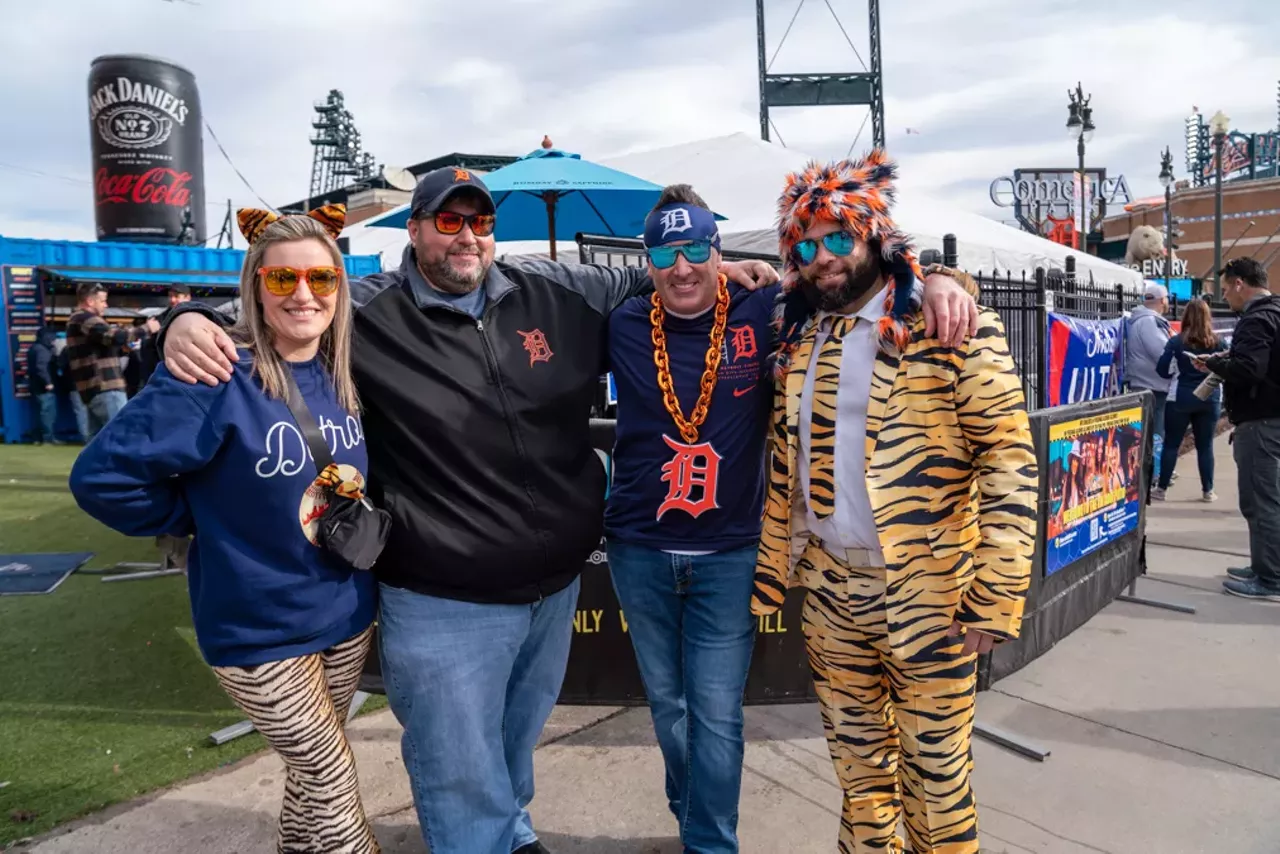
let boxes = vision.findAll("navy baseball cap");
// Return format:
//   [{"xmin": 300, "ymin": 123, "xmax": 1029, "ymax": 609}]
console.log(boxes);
[{"xmin": 410, "ymin": 166, "xmax": 495, "ymax": 219}]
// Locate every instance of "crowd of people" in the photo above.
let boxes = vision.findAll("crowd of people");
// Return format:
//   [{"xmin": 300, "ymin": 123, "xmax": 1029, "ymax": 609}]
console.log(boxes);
[
  {"xmin": 1123, "ymin": 266, "xmax": 1280, "ymax": 603},
  {"xmin": 52, "ymin": 148, "xmax": 1278, "ymax": 854}
]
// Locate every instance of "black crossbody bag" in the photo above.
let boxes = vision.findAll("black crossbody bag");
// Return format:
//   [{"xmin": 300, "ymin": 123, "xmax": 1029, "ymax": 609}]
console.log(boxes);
[{"xmin": 283, "ymin": 370, "xmax": 392, "ymax": 571}]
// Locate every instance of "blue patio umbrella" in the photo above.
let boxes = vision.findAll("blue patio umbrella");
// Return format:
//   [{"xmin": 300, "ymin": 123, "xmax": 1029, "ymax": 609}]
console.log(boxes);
[{"xmin": 365, "ymin": 139, "xmax": 722, "ymax": 260}]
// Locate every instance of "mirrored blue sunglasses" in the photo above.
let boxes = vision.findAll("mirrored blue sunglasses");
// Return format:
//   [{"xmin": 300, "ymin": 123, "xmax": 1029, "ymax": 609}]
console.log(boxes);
[
  {"xmin": 647, "ymin": 239, "xmax": 714, "ymax": 270},
  {"xmin": 792, "ymin": 230, "xmax": 856, "ymax": 266}
]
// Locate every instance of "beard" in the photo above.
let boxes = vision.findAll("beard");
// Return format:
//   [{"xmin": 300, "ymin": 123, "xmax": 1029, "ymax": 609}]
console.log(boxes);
[
  {"xmin": 801, "ymin": 255, "xmax": 882, "ymax": 312},
  {"xmin": 418, "ymin": 249, "xmax": 488, "ymax": 295}
]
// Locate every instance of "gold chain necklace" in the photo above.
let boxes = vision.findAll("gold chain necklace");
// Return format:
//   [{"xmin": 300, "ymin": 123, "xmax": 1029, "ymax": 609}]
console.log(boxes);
[{"xmin": 649, "ymin": 276, "xmax": 730, "ymax": 444}]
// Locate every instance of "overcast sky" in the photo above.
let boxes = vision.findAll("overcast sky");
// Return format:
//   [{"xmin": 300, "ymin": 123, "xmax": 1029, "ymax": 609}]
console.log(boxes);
[{"xmin": 0, "ymin": 0, "xmax": 1275, "ymax": 244}]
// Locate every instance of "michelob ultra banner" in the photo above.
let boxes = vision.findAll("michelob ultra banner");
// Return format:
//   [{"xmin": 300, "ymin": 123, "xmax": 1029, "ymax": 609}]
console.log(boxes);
[
  {"xmin": 1045, "ymin": 312, "xmax": 1126, "ymax": 407},
  {"xmin": 1044, "ymin": 407, "xmax": 1144, "ymax": 575}
]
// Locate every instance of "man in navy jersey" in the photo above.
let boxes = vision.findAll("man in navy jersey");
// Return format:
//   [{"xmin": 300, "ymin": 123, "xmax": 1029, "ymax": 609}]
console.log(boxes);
[{"xmin": 604, "ymin": 185, "xmax": 978, "ymax": 853}]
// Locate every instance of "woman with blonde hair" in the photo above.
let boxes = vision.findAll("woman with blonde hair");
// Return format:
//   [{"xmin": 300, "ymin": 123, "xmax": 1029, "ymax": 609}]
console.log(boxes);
[
  {"xmin": 1155, "ymin": 296, "xmax": 1229, "ymax": 502},
  {"xmin": 70, "ymin": 206, "xmax": 382, "ymax": 854}
]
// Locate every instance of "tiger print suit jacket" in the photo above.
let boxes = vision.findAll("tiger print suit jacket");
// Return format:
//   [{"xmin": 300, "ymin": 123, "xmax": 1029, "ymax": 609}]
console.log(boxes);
[{"xmin": 751, "ymin": 283, "xmax": 1039, "ymax": 661}]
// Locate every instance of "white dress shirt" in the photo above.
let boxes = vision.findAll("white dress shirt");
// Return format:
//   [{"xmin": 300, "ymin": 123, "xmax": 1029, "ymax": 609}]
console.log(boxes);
[{"xmin": 798, "ymin": 287, "xmax": 886, "ymax": 555}]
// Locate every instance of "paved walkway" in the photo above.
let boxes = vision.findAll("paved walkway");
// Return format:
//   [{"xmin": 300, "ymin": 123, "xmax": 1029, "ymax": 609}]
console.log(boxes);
[{"xmin": 18, "ymin": 437, "xmax": 1280, "ymax": 853}]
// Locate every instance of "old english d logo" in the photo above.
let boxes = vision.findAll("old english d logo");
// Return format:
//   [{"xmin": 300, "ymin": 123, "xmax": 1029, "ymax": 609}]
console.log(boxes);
[
  {"xmin": 729, "ymin": 324, "xmax": 758, "ymax": 362},
  {"xmin": 517, "ymin": 328, "xmax": 553, "ymax": 366},
  {"xmin": 657, "ymin": 435, "xmax": 722, "ymax": 520}
]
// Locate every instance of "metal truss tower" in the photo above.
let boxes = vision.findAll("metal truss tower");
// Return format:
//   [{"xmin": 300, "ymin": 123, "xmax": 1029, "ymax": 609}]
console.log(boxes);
[
  {"xmin": 756, "ymin": 0, "xmax": 884, "ymax": 151},
  {"xmin": 309, "ymin": 90, "xmax": 378, "ymax": 200}
]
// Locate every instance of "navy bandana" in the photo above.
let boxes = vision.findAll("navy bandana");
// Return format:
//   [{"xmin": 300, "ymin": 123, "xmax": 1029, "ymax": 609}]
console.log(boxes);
[{"xmin": 643, "ymin": 203, "xmax": 720, "ymax": 249}]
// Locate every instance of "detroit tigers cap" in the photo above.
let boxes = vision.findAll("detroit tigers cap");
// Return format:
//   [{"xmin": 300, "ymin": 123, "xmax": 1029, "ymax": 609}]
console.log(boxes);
[{"xmin": 410, "ymin": 167, "xmax": 496, "ymax": 220}]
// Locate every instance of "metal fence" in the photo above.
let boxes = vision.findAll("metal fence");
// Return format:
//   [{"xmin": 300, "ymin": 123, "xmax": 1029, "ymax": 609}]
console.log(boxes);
[{"xmin": 573, "ymin": 231, "xmax": 1234, "ymax": 413}]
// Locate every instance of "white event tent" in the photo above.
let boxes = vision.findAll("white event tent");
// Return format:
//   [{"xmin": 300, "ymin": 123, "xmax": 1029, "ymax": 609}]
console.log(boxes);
[{"xmin": 344, "ymin": 132, "xmax": 1144, "ymax": 291}]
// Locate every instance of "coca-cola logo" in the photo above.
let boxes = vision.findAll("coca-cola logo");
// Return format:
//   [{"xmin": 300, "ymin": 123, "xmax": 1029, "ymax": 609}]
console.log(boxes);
[
  {"xmin": 96, "ymin": 105, "xmax": 173, "ymax": 150},
  {"xmin": 95, "ymin": 167, "xmax": 192, "ymax": 207}
]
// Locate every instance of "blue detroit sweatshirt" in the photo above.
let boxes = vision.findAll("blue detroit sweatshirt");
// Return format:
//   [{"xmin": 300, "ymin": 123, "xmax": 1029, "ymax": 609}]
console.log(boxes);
[
  {"xmin": 604, "ymin": 284, "xmax": 778, "ymax": 551},
  {"xmin": 69, "ymin": 351, "xmax": 377, "ymax": 667}
]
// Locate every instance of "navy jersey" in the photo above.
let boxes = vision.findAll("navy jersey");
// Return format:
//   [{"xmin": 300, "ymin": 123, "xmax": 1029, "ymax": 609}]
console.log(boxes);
[{"xmin": 605, "ymin": 283, "xmax": 779, "ymax": 551}]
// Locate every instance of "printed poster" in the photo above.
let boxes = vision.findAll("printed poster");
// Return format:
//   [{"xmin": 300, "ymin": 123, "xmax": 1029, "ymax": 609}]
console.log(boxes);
[
  {"xmin": 1044, "ymin": 312, "xmax": 1125, "ymax": 407},
  {"xmin": 1044, "ymin": 406, "xmax": 1144, "ymax": 575}
]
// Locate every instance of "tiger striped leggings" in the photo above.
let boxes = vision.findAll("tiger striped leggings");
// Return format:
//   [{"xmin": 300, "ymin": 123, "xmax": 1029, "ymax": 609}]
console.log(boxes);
[
  {"xmin": 799, "ymin": 543, "xmax": 980, "ymax": 854},
  {"xmin": 213, "ymin": 626, "xmax": 380, "ymax": 854}
]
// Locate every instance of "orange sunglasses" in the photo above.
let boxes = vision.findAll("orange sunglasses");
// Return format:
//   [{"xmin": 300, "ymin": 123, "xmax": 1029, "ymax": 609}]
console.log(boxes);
[
  {"xmin": 258, "ymin": 265, "xmax": 342, "ymax": 297},
  {"xmin": 433, "ymin": 211, "xmax": 496, "ymax": 237}
]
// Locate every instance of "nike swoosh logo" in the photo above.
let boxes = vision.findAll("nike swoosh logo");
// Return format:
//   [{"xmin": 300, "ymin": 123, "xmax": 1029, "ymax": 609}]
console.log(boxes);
[{"xmin": 733, "ymin": 384, "xmax": 757, "ymax": 397}]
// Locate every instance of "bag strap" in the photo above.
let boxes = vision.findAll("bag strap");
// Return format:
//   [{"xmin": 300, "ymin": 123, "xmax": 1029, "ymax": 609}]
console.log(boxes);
[{"xmin": 282, "ymin": 367, "xmax": 336, "ymax": 474}]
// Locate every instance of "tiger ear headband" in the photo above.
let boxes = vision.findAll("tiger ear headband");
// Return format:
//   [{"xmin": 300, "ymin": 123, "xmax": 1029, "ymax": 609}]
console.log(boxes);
[{"xmin": 236, "ymin": 204, "xmax": 346, "ymax": 246}]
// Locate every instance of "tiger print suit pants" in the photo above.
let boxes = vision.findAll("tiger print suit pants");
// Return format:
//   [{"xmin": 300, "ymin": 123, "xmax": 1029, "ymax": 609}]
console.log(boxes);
[
  {"xmin": 213, "ymin": 626, "xmax": 380, "ymax": 854},
  {"xmin": 798, "ymin": 541, "xmax": 980, "ymax": 854}
]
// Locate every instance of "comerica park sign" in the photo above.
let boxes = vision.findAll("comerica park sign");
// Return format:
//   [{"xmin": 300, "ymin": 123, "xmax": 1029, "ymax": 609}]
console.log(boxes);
[
  {"xmin": 990, "ymin": 172, "xmax": 1133, "ymax": 209},
  {"xmin": 990, "ymin": 168, "xmax": 1133, "ymax": 237}
]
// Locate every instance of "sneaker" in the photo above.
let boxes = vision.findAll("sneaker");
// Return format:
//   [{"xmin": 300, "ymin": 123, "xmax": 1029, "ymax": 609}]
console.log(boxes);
[
  {"xmin": 1223, "ymin": 577, "xmax": 1280, "ymax": 601},
  {"xmin": 1170, "ymin": 471, "xmax": 1180, "ymax": 483},
  {"xmin": 1202, "ymin": 490, "xmax": 1218, "ymax": 502},
  {"xmin": 1227, "ymin": 566, "xmax": 1256, "ymax": 581},
  {"xmin": 1150, "ymin": 487, "xmax": 1167, "ymax": 501}
]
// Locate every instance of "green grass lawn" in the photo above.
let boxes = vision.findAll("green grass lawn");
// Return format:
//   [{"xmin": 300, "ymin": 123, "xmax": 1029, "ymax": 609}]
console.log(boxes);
[{"xmin": 0, "ymin": 444, "xmax": 383, "ymax": 845}]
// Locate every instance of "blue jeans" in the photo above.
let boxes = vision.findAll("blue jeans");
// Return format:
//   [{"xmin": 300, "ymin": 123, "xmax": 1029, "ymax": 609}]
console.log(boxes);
[
  {"xmin": 606, "ymin": 540, "xmax": 758, "ymax": 854},
  {"xmin": 32, "ymin": 393, "xmax": 56, "ymax": 442},
  {"xmin": 69, "ymin": 393, "xmax": 89, "ymax": 442},
  {"xmin": 86, "ymin": 390, "xmax": 127, "ymax": 442},
  {"xmin": 1160, "ymin": 399, "xmax": 1220, "ymax": 491},
  {"xmin": 377, "ymin": 577, "xmax": 579, "ymax": 854}
]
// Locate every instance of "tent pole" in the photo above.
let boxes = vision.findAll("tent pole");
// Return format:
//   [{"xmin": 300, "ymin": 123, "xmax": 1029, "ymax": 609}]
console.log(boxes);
[{"xmin": 543, "ymin": 191, "xmax": 558, "ymax": 261}]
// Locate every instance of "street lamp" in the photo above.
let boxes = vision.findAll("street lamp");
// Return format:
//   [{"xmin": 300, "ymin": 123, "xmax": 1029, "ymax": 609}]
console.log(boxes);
[
  {"xmin": 1066, "ymin": 83, "xmax": 1094, "ymax": 251},
  {"xmin": 1210, "ymin": 109, "xmax": 1230, "ymax": 295},
  {"xmin": 1159, "ymin": 147, "xmax": 1174, "ymax": 292}
]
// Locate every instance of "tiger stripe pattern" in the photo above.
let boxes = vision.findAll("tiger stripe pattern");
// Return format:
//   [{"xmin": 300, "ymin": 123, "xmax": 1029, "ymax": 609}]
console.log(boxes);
[
  {"xmin": 751, "ymin": 287, "xmax": 1037, "ymax": 852},
  {"xmin": 236, "ymin": 203, "xmax": 348, "ymax": 245},
  {"xmin": 213, "ymin": 626, "xmax": 380, "ymax": 854},
  {"xmin": 752, "ymin": 302, "xmax": 1038, "ymax": 660},
  {"xmin": 799, "ymin": 542, "xmax": 979, "ymax": 854},
  {"xmin": 808, "ymin": 315, "xmax": 857, "ymax": 520}
]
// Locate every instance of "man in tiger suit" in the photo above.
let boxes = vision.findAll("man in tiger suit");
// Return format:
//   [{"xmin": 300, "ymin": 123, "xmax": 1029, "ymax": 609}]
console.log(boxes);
[{"xmin": 750, "ymin": 150, "xmax": 1039, "ymax": 854}]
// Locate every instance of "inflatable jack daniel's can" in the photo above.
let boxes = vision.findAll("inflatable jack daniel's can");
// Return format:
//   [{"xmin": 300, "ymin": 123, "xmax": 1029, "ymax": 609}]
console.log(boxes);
[{"xmin": 88, "ymin": 54, "xmax": 206, "ymax": 243}]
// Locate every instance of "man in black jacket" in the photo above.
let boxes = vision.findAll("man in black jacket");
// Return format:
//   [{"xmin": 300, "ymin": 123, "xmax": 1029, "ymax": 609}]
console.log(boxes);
[
  {"xmin": 24, "ymin": 327, "xmax": 58, "ymax": 444},
  {"xmin": 159, "ymin": 168, "xmax": 975, "ymax": 853},
  {"xmin": 1196, "ymin": 258, "xmax": 1280, "ymax": 601}
]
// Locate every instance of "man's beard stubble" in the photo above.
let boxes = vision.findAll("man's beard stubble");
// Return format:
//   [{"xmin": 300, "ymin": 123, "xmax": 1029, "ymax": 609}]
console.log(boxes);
[
  {"xmin": 417, "ymin": 249, "xmax": 488, "ymax": 296},
  {"xmin": 801, "ymin": 254, "xmax": 882, "ymax": 313}
]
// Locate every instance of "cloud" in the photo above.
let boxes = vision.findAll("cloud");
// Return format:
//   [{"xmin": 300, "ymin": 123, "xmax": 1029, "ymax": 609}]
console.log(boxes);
[{"xmin": 0, "ymin": 0, "xmax": 1274, "ymax": 246}]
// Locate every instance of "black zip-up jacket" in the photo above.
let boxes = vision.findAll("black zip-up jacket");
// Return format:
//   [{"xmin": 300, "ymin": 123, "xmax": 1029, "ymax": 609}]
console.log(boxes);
[
  {"xmin": 1204, "ymin": 293, "xmax": 1280, "ymax": 425},
  {"xmin": 163, "ymin": 246, "xmax": 650, "ymax": 603}
]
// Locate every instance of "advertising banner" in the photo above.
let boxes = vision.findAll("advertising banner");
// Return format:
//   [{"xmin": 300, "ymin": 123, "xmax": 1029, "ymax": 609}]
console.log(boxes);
[
  {"xmin": 1044, "ymin": 406, "xmax": 1144, "ymax": 575},
  {"xmin": 3, "ymin": 266, "xmax": 43, "ymax": 399},
  {"xmin": 1045, "ymin": 312, "xmax": 1125, "ymax": 407}
]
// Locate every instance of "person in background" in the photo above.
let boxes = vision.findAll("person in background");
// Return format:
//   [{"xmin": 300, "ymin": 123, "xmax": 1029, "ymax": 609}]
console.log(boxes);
[
  {"xmin": 70, "ymin": 206, "xmax": 383, "ymax": 852},
  {"xmin": 1193, "ymin": 258, "xmax": 1280, "ymax": 602},
  {"xmin": 65, "ymin": 282, "xmax": 159, "ymax": 441},
  {"xmin": 1125, "ymin": 284, "xmax": 1173, "ymax": 487},
  {"xmin": 24, "ymin": 327, "xmax": 59, "ymax": 444},
  {"xmin": 1154, "ymin": 297, "xmax": 1228, "ymax": 502}
]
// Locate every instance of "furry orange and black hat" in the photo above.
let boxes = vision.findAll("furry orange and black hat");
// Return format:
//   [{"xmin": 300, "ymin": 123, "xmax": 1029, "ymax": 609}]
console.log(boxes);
[{"xmin": 771, "ymin": 150, "xmax": 922, "ymax": 372}]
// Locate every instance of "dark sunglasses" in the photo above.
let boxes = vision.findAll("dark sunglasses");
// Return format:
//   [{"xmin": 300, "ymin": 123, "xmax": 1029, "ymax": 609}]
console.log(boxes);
[
  {"xmin": 258, "ymin": 266, "xmax": 341, "ymax": 297},
  {"xmin": 647, "ymin": 240, "xmax": 715, "ymax": 270},
  {"xmin": 792, "ymin": 230, "xmax": 856, "ymax": 266},
  {"xmin": 432, "ymin": 211, "xmax": 496, "ymax": 237}
]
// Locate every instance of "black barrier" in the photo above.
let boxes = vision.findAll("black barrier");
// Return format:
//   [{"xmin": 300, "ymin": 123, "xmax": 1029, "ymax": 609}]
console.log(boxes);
[
  {"xmin": 978, "ymin": 390, "xmax": 1151, "ymax": 689},
  {"xmin": 363, "ymin": 394, "xmax": 1150, "ymax": 702}
]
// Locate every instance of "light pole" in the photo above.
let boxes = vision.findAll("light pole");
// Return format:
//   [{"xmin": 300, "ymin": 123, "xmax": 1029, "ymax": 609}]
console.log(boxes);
[
  {"xmin": 1210, "ymin": 110, "xmax": 1230, "ymax": 296},
  {"xmin": 1159, "ymin": 147, "xmax": 1174, "ymax": 291},
  {"xmin": 1066, "ymin": 83, "xmax": 1095, "ymax": 252}
]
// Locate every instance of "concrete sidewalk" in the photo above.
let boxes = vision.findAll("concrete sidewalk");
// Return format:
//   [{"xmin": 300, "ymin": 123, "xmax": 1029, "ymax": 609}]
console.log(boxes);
[{"xmin": 18, "ymin": 436, "xmax": 1280, "ymax": 854}]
